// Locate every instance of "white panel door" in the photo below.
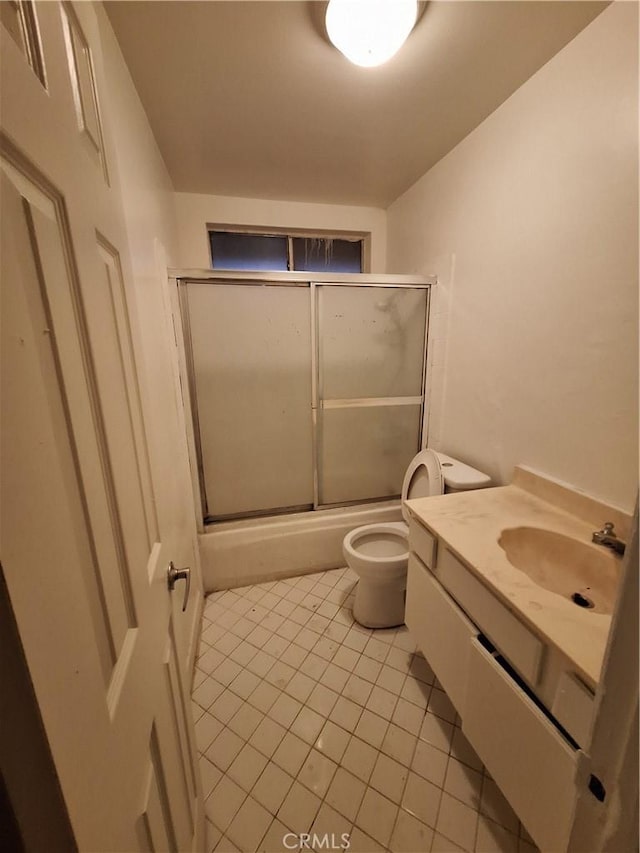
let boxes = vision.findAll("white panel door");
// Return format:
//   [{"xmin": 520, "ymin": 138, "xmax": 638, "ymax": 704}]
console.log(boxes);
[{"xmin": 0, "ymin": 3, "xmax": 202, "ymax": 850}]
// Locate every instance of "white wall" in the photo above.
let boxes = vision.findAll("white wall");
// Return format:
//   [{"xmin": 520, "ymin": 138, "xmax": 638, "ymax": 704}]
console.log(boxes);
[
  {"xmin": 173, "ymin": 191, "xmax": 387, "ymax": 273},
  {"xmin": 96, "ymin": 8, "xmax": 203, "ymax": 663},
  {"xmin": 387, "ymin": 3, "xmax": 638, "ymax": 512}
]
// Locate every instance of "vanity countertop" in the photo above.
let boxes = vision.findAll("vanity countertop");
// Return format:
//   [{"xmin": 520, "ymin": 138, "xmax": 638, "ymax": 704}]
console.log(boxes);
[{"xmin": 405, "ymin": 470, "xmax": 629, "ymax": 689}]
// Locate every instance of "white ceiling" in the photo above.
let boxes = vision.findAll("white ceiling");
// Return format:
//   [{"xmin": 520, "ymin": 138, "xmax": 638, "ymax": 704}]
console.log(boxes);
[{"xmin": 105, "ymin": 1, "xmax": 607, "ymax": 208}]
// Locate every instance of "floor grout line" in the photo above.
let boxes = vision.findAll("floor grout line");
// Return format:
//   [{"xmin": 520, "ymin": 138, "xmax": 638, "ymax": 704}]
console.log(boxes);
[{"xmin": 195, "ymin": 568, "xmax": 534, "ymax": 853}]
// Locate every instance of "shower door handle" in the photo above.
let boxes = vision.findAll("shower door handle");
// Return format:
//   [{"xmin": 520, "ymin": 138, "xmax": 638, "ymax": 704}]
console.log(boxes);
[{"xmin": 167, "ymin": 562, "xmax": 191, "ymax": 611}]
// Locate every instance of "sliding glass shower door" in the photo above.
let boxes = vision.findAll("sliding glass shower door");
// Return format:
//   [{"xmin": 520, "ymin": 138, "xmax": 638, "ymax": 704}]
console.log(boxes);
[
  {"xmin": 316, "ymin": 285, "xmax": 428, "ymax": 506},
  {"xmin": 184, "ymin": 282, "xmax": 314, "ymax": 518},
  {"xmin": 181, "ymin": 277, "xmax": 429, "ymax": 522}
]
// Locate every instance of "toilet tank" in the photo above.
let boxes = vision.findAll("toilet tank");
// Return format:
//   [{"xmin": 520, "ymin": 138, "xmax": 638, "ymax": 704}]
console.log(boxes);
[{"xmin": 434, "ymin": 452, "xmax": 491, "ymax": 494}]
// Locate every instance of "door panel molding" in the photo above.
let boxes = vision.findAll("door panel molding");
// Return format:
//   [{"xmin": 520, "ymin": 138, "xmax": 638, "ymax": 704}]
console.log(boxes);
[
  {"xmin": 2, "ymin": 160, "xmax": 118, "ymax": 680},
  {"xmin": 150, "ymin": 723, "xmax": 179, "ymax": 853},
  {"xmin": 60, "ymin": 1, "xmax": 109, "ymax": 182},
  {"xmin": 95, "ymin": 233, "xmax": 160, "ymax": 549}
]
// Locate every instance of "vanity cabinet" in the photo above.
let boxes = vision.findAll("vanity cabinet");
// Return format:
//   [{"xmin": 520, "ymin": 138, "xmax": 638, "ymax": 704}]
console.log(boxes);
[
  {"xmin": 406, "ymin": 518, "xmax": 585, "ymax": 853},
  {"xmin": 406, "ymin": 554, "xmax": 475, "ymax": 711}
]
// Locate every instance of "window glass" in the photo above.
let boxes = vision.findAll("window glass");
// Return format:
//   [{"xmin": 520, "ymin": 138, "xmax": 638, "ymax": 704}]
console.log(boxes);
[
  {"xmin": 208, "ymin": 230, "xmax": 363, "ymax": 273},
  {"xmin": 210, "ymin": 231, "xmax": 288, "ymax": 271},
  {"xmin": 292, "ymin": 237, "xmax": 361, "ymax": 273}
]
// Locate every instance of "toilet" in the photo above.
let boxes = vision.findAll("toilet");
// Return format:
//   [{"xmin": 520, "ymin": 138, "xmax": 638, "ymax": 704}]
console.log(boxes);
[{"xmin": 343, "ymin": 449, "xmax": 491, "ymax": 629}]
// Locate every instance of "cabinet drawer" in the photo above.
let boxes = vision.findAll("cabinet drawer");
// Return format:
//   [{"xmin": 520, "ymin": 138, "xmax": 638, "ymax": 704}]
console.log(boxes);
[
  {"xmin": 406, "ymin": 553, "xmax": 476, "ymax": 713},
  {"xmin": 408, "ymin": 519, "xmax": 437, "ymax": 569},
  {"xmin": 463, "ymin": 639, "xmax": 577, "ymax": 853},
  {"xmin": 438, "ymin": 548, "xmax": 543, "ymax": 685}
]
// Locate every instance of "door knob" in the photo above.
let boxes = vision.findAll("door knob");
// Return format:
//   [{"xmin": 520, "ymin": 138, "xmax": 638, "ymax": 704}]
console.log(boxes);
[{"xmin": 167, "ymin": 562, "xmax": 191, "ymax": 612}]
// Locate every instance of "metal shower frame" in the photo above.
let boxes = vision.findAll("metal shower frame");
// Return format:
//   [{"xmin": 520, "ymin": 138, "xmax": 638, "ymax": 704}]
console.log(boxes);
[{"xmin": 172, "ymin": 269, "xmax": 435, "ymax": 524}]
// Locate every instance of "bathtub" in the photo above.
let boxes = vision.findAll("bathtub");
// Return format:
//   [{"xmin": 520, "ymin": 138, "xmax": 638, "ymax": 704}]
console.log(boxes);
[{"xmin": 199, "ymin": 500, "xmax": 402, "ymax": 591}]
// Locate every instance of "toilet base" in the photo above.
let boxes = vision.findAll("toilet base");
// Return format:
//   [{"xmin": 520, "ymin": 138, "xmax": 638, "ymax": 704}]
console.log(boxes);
[{"xmin": 352, "ymin": 578, "xmax": 406, "ymax": 629}]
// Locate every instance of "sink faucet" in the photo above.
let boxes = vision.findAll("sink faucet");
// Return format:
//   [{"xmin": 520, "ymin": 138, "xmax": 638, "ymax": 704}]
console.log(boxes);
[{"xmin": 592, "ymin": 522, "xmax": 626, "ymax": 556}]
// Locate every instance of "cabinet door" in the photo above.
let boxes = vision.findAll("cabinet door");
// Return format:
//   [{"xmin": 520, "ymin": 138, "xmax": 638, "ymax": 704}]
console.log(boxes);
[
  {"xmin": 405, "ymin": 554, "xmax": 476, "ymax": 713},
  {"xmin": 463, "ymin": 639, "xmax": 578, "ymax": 852}
]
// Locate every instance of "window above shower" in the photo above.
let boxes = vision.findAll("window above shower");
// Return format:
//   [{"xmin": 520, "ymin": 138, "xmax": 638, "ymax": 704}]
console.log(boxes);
[{"xmin": 208, "ymin": 229, "xmax": 364, "ymax": 274}]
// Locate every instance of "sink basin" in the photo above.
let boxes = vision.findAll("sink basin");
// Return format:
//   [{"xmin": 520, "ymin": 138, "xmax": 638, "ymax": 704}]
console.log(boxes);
[{"xmin": 498, "ymin": 526, "xmax": 620, "ymax": 614}]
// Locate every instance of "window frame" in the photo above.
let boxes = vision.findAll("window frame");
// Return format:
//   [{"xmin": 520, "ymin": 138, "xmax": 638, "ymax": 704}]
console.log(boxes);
[{"xmin": 206, "ymin": 224, "xmax": 371, "ymax": 273}]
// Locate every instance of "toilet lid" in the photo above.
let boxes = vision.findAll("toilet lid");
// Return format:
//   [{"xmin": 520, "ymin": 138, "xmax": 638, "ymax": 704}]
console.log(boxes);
[{"xmin": 401, "ymin": 449, "xmax": 444, "ymax": 523}]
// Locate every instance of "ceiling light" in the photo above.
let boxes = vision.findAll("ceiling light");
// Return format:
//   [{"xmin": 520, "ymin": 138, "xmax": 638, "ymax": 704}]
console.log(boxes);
[{"xmin": 325, "ymin": 0, "xmax": 418, "ymax": 68}]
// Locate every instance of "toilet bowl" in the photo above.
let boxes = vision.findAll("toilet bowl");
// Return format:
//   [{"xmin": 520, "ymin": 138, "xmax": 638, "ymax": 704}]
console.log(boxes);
[{"xmin": 343, "ymin": 449, "xmax": 490, "ymax": 628}]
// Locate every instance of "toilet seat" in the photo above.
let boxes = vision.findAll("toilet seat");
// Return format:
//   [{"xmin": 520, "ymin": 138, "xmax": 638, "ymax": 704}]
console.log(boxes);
[
  {"xmin": 343, "ymin": 449, "xmax": 488, "ymax": 628},
  {"xmin": 400, "ymin": 448, "xmax": 444, "ymax": 521},
  {"xmin": 342, "ymin": 449, "xmax": 446, "ymax": 627},
  {"xmin": 342, "ymin": 521, "xmax": 409, "ymax": 580},
  {"xmin": 342, "ymin": 449, "xmax": 444, "ymax": 577}
]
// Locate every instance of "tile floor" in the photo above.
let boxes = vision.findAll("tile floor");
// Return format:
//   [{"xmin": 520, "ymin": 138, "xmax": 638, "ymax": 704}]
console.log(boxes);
[{"xmin": 192, "ymin": 567, "xmax": 539, "ymax": 853}]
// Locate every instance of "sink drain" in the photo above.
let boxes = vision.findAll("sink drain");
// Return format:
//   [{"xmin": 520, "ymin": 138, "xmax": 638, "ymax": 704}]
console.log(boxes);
[{"xmin": 571, "ymin": 591, "xmax": 595, "ymax": 609}]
